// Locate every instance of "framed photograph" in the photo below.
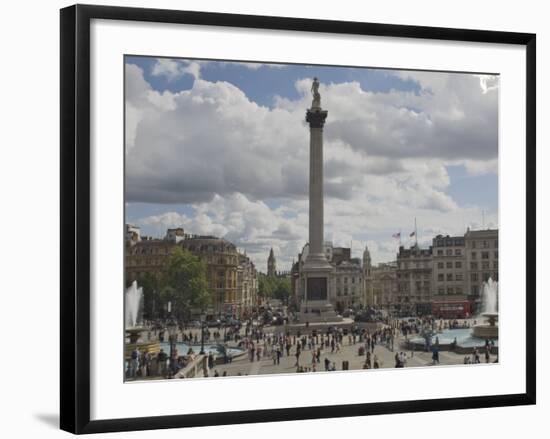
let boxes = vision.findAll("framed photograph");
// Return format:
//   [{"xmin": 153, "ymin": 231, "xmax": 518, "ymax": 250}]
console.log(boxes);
[{"xmin": 60, "ymin": 4, "xmax": 536, "ymax": 434}]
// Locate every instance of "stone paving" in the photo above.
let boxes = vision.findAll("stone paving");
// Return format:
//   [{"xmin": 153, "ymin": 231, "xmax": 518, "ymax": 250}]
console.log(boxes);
[
  {"xmin": 130, "ymin": 321, "xmax": 498, "ymax": 381},
  {"xmin": 204, "ymin": 333, "xmax": 496, "ymax": 378}
]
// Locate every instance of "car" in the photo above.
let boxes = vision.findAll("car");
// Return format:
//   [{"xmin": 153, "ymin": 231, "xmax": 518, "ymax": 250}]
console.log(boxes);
[{"xmin": 223, "ymin": 318, "xmax": 240, "ymax": 327}]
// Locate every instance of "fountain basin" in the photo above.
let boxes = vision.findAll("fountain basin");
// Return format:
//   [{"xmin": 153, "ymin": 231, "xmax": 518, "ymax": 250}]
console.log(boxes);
[
  {"xmin": 472, "ymin": 312, "xmax": 498, "ymax": 339},
  {"xmin": 408, "ymin": 328, "xmax": 498, "ymax": 353},
  {"xmin": 126, "ymin": 327, "xmax": 147, "ymax": 344},
  {"xmin": 125, "ymin": 327, "xmax": 161, "ymax": 358},
  {"xmin": 159, "ymin": 342, "xmax": 246, "ymax": 358},
  {"xmin": 125, "ymin": 341, "xmax": 161, "ymax": 359},
  {"xmin": 471, "ymin": 325, "xmax": 498, "ymax": 339}
]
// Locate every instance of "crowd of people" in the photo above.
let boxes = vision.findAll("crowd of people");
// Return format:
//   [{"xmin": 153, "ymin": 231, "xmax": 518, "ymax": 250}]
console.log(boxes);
[{"xmin": 126, "ymin": 315, "xmax": 499, "ymax": 380}]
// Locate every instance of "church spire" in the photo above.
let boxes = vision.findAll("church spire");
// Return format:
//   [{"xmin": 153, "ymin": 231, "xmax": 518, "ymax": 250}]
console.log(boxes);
[{"xmin": 267, "ymin": 247, "xmax": 277, "ymax": 277}]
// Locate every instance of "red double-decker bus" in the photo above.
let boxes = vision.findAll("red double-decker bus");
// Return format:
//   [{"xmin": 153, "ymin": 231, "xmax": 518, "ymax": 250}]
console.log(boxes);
[{"xmin": 432, "ymin": 300, "xmax": 471, "ymax": 319}]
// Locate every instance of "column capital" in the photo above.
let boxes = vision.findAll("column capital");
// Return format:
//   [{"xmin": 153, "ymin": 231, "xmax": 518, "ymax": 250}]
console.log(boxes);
[{"xmin": 306, "ymin": 109, "xmax": 328, "ymax": 128}]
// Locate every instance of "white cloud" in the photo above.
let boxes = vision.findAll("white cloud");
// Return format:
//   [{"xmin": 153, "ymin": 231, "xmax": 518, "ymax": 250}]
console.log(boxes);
[
  {"xmin": 461, "ymin": 159, "xmax": 498, "ymax": 176},
  {"xmin": 151, "ymin": 58, "xmax": 201, "ymax": 80},
  {"xmin": 150, "ymin": 58, "xmax": 286, "ymax": 82},
  {"xmin": 126, "ymin": 62, "xmax": 499, "ymax": 268},
  {"xmin": 137, "ymin": 193, "xmax": 308, "ymax": 271}
]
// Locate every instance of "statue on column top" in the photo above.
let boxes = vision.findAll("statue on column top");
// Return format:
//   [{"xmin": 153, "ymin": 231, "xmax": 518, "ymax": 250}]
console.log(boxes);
[{"xmin": 311, "ymin": 77, "xmax": 321, "ymax": 109}]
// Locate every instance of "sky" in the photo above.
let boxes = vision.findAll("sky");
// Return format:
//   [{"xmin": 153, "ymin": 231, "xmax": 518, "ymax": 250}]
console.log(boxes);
[{"xmin": 125, "ymin": 56, "xmax": 499, "ymax": 272}]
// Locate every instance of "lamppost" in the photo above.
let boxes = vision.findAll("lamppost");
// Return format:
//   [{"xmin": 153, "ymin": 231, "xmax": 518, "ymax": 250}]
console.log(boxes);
[
  {"xmin": 167, "ymin": 319, "xmax": 178, "ymax": 377},
  {"xmin": 199, "ymin": 312, "xmax": 206, "ymax": 355}
]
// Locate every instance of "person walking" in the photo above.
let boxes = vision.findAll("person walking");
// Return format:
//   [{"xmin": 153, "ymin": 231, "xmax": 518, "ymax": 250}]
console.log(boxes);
[
  {"xmin": 130, "ymin": 348, "xmax": 140, "ymax": 378},
  {"xmin": 365, "ymin": 351, "xmax": 372, "ymax": 369},
  {"xmin": 156, "ymin": 348, "xmax": 168, "ymax": 377},
  {"xmin": 473, "ymin": 348, "xmax": 480, "ymax": 364},
  {"xmin": 295, "ymin": 346, "xmax": 301, "ymax": 367}
]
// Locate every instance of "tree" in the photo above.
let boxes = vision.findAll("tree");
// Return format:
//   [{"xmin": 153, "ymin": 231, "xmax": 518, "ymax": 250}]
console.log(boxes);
[
  {"xmin": 258, "ymin": 273, "xmax": 291, "ymax": 304},
  {"xmin": 136, "ymin": 271, "xmax": 160, "ymax": 320},
  {"xmin": 273, "ymin": 276, "xmax": 291, "ymax": 304},
  {"xmin": 160, "ymin": 247, "xmax": 210, "ymax": 320},
  {"xmin": 258, "ymin": 274, "xmax": 274, "ymax": 299}
]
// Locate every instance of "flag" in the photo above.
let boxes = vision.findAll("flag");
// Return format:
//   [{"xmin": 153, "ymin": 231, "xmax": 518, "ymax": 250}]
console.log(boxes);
[
  {"xmin": 410, "ymin": 231, "xmax": 416, "ymax": 237},
  {"xmin": 392, "ymin": 232, "xmax": 401, "ymax": 239}
]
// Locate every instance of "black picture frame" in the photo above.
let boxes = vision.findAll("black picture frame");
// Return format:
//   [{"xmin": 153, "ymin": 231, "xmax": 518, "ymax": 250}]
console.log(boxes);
[{"xmin": 60, "ymin": 4, "xmax": 536, "ymax": 434}]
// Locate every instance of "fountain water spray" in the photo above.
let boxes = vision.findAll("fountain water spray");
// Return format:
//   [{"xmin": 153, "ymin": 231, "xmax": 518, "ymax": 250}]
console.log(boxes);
[
  {"xmin": 481, "ymin": 277, "xmax": 498, "ymax": 315},
  {"xmin": 124, "ymin": 280, "xmax": 160, "ymax": 359},
  {"xmin": 472, "ymin": 277, "xmax": 499, "ymax": 339},
  {"xmin": 125, "ymin": 280, "xmax": 143, "ymax": 328}
]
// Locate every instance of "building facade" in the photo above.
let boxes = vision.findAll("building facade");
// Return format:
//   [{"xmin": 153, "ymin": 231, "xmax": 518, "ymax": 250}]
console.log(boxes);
[
  {"xmin": 125, "ymin": 236, "xmax": 176, "ymax": 281},
  {"xmin": 181, "ymin": 236, "xmax": 240, "ymax": 317},
  {"xmin": 369, "ymin": 262, "xmax": 398, "ymax": 308},
  {"xmin": 432, "ymin": 234, "xmax": 466, "ymax": 298},
  {"xmin": 396, "ymin": 245, "xmax": 433, "ymax": 315},
  {"xmin": 332, "ymin": 260, "xmax": 363, "ymax": 311},
  {"xmin": 464, "ymin": 228, "xmax": 499, "ymax": 313},
  {"xmin": 294, "ymin": 228, "xmax": 498, "ymax": 317},
  {"xmin": 237, "ymin": 253, "xmax": 259, "ymax": 313},
  {"xmin": 125, "ymin": 226, "xmax": 258, "ymax": 317}
]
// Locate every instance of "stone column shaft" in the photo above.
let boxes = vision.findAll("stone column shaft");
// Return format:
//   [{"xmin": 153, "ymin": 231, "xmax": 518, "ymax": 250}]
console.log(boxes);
[
  {"xmin": 309, "ymin": 126, "xmax": 324, "ymax": 257},
  {"xmin": 304, "ymin": 108, "xmax": 329, "ymax": 266}
]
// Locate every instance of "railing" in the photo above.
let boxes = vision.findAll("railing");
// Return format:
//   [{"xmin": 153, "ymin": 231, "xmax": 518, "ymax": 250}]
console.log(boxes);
[{"xmin": 174, "ymin": 354, "xmax": 208, "ymax": 379}]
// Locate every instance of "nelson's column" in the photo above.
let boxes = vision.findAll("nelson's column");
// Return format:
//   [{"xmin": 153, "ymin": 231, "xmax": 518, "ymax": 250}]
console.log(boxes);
[{"xmin": 299, "ymin": 78, "xmax": 341, "ymax": 323}]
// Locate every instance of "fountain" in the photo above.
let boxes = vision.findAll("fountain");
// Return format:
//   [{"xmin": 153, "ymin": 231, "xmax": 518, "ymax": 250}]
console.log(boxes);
[
  {"xmin": 125, "ymin": 280, "xmax": 160, "ymax": 357},
  {"xmin": 472, "ymin": 278, "xmax": 499, "ymax": 339},
  {"xmin": 408, "ymin": 278, "xmax": 499, "ymax": 353}
]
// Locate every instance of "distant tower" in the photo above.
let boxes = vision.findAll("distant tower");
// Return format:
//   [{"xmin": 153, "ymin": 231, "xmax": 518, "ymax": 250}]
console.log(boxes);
[
  {"xmin": 362, "ymin": 245, "xmax": 372, "ymax": 277},
  {"xmin": 363, "ymin": 245, "xmax": 373, "ymax": 306},
  {"xmin": 267, "ymin": 248, "xmax": 277, "ymax": 277}
]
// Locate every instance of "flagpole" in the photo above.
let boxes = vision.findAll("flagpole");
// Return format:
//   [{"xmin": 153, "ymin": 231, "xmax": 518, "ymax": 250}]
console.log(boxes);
[{"xmin": 415, "ymin": 217, "xmax": 418, "ymax": 246}]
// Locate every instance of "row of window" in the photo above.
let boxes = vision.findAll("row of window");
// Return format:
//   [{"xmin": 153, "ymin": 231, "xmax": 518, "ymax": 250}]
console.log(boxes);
[
  {"xmin": 437, "ymin": 273, "xmax": 464, "ymax": 282},
  {"xmin": 437, "ymin": 286, "xmax": 464, "ymax": 295},
  {"xmin": 398, "ymin": 261, "xmax": 431, "ymax": 269},
  {"xmin": 469, "ymin": 239, "xmax": 498, "ymax": 249},
  {"xmin": 185, "ymin": 244, "xmax": 236, "ymax": 253},
  {"xmin": 336, "ymin": 287, "xmax": 357, "ymax": 296},
  {"xmin": 434, "ymin": 238, "xmax": 465, "ymax": 247},
  {"xmin": 437, "ymin": 261, "xmax": 462, "ymax": 269},
  {"xmin": 129, "ymin": 246, "xmax": 171, "ymax": 256},
  {"xmin": 470, "ymin": 261, "xmax": 498, "ymax": 270},
  {"xmin": 335, "ymin": 277, "xmax": 360, "ymax": 284},
  {"xmin": 398, "ymin": 282, "xmax": 431, "ymax": 292},
  {"xmin": 471, "ymin": 251, "xmax": 498, "ymax": 260},
  {"xmin": 127, "ymin": 257, "xmax": 170, "ymax": 266},
  {"xmin": 397, "ymin": 273, "xmax": 431, "ymax": 280},
  {"xmin": 436, "ymin": 248, "xmax": 462, "ymax": 256}
]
